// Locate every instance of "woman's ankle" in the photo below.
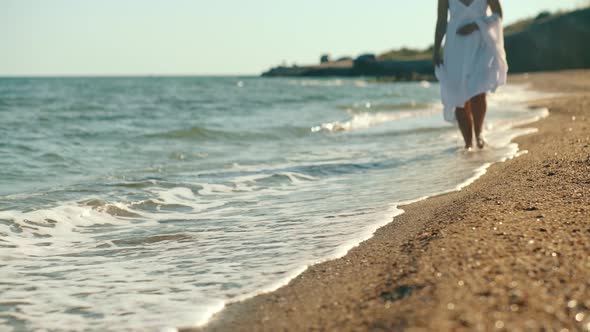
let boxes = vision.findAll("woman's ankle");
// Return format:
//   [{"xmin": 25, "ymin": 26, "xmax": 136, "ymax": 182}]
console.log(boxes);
[{"xmin": 476, "ymin": 135, "xmax": 486, "ymax": 149}]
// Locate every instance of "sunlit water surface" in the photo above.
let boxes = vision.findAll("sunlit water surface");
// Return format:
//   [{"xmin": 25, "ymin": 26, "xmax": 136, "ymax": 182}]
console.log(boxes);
[{"xmin": 0, "ymin": 77, "xmax": 547, "ymax": 331}]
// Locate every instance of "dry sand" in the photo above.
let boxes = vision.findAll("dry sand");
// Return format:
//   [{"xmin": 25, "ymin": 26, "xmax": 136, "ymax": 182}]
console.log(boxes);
[{"xmin": 181, "ymin": 70, "xmax": 590, "ymax": 332}]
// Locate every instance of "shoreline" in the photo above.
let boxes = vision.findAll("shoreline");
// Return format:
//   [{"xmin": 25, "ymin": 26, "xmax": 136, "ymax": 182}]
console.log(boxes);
[
  {"xmin": 181, "ymin": 70, "xmax": 590, "ymax": 332},
  {"xmin": 184, "ymin": 107, "xmax": 544, "ymax": 329}
]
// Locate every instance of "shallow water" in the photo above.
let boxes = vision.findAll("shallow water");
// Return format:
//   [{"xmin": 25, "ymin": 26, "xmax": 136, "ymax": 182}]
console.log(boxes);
[{"xmin": 0, "ymin": 77, "xmax": 547, "ymax": 331}]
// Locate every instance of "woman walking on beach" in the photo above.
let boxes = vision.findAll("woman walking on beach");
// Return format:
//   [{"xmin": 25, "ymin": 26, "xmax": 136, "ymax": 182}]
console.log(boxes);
[{"xmin": 433, "ymin": 0, "xmax": 508, "ymax": 149}]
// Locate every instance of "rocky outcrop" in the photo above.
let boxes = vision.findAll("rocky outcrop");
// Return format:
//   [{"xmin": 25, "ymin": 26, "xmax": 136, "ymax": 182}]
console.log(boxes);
[
  {"xmin": 262, "ymin": 60, "xmax": 354, "ymax": 77},
  {"xmin": 505, "ymin": 7, "xmax": 590, "ymax": 73}
]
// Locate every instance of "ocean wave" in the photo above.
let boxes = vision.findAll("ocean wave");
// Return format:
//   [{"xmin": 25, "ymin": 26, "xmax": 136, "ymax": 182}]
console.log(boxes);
[
  {"xmin": 0, "ymin": 186, "xmax": 220, "ymax": 244},
  {"xmin": 112, "ymin": 233, "xmax": 194, "ymax": 247},
  {"xmin": 340, "ymin": 101, "xmax": 433, "ymax": 113},
  {"xmin": 296, "ymin": 79, "xmax": 345, "ymax": 87},
  {"xmin": 81, "ymin": 199, "xmax": 143, "ymax": 217},
  {"xmin": 357, "ymin": 125, "xmax": 452, "ymax": 139},
  {"xmin": 146, "ymin": 126, "xmax": 273, "ymax": 141},
  {"xmin": 195, "ymin": 160, "xmax": 406, "ymax": 184},
  {"xmin": 145, "ymin": 125, "xmax": 311, "ymax": 142},
  {"xmin": 0, "ymin": 204, "xmax": 128, "ymax": 253},
  {"xmin": 311, "ymin": 108, "xmax": 439, "ymax": 133},
  {"xmin": 246, "ymin": 172, "xmax": 318, "ymax": 187},
  {"xmin": 288, "ymin": 79, "xmax": 369, "ymax": 87}
]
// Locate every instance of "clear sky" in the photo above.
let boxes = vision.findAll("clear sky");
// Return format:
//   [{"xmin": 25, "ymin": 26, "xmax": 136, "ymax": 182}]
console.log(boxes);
[{"xmin": 1, "ymin": 0, "xmax": 587, "ymax": 76}]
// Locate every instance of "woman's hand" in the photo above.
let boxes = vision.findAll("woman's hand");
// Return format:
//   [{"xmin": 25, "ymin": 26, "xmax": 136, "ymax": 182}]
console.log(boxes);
[{"xmin": 456, "ymin": 22, "xmax": 479, "ymax": 36}]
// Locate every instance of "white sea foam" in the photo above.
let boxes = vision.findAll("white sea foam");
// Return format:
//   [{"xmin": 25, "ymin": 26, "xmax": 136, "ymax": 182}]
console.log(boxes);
[
  {"xmin": 311, "ymin": 108, "xmax": 439, "ymax": 133},
  {"xmin": 289, "ymin": 79, "xmax": 346, "ymax": 87},
  {"xmin": 0, "ymin": 204, "xmax": 129, "ymax": 254},
  {"xmin": 420, "ymin": 80, "xmax": 432, "ymax": 88}
]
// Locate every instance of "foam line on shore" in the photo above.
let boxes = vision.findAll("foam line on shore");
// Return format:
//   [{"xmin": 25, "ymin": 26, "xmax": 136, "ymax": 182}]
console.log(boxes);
[
  {"xmin": 178, "ymin": 107, "xmax": 550, "ymax": 331},
  {"xmin": 178, "ymin": 205, "xmax": 407, "ymax": 331}
]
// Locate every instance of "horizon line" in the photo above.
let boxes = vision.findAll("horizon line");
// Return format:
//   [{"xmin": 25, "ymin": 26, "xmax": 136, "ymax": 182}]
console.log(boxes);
[{"xmin": 0, "ymin": 73, "xmax": 262, "ymax": 79}]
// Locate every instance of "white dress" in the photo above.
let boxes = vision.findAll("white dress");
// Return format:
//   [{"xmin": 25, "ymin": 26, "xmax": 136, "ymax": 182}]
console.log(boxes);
[{"xmin": 435, "ymin": 0, "xmax": 508, "ymax": 122}]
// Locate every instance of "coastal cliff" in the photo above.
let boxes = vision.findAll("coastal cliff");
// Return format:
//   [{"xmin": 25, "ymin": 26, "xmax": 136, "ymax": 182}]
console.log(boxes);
[
  {"xmin": 505, "ymin": 7, "xmax": 590, "ymax": 73},
  {"xmin": 261, "ymin": 7, "xmax": 590, "ymax": 78}
]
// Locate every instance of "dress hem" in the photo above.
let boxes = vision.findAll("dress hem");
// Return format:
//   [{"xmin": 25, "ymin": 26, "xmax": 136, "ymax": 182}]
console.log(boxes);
[{"xmin": 443, "ymin": 84, "xmax": 502, "ymax": 123}]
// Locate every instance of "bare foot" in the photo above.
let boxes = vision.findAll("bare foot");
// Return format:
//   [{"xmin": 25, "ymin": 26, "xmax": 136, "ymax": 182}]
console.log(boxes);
[{"xmin": 476, "ymin": 136, "xmax": 486, "ymax": 149}]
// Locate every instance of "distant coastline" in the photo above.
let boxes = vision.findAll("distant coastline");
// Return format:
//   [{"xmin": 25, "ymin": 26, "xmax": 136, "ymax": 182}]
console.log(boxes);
[{"xmin": 261, "ymin": 7, "xmax": 590, "ymax": 79}]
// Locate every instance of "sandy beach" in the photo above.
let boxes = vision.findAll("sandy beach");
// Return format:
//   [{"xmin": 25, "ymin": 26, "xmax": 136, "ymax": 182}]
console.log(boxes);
[{"xmin": 180, "ymin": 70, "xmax": 590, "ymax": 332}]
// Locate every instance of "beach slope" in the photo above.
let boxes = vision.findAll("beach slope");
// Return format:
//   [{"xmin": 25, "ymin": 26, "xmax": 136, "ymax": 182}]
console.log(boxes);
[{"xmin": 182, "ymin": 70, "xmax": 590, "ymax": 332}]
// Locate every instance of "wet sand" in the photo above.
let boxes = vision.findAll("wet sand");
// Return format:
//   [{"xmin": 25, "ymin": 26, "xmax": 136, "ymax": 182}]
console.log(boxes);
[{"xmin": 181, "ymin": 70, "xmax": 590, "ymax": 332}]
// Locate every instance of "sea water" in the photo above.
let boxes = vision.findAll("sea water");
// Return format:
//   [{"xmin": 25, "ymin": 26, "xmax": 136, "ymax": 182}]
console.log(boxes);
[{"xmin": 0, "ymin": 77, "xmax": 547, "ymax": 331}]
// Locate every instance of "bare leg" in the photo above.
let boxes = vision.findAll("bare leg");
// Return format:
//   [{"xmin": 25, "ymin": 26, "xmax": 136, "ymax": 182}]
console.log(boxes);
[
  {"xmin": 470, "ymin": 93, "xmax": 487, "ymax": 149},
  {"xmin": 455, "ymin": 102, "xmax": 474, "ymax": 149}
]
